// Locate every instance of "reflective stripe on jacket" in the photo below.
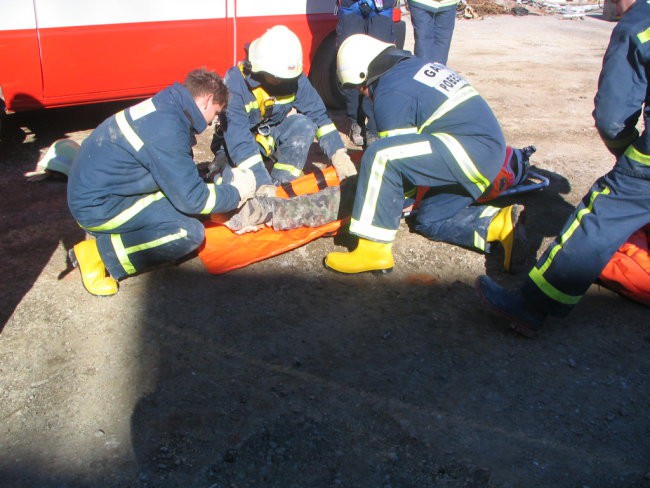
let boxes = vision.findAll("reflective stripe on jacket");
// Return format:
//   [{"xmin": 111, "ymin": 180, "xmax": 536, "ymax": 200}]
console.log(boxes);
[{"xmin": 372, "ymin": 57, "xmax": 505, "ymax": 198}]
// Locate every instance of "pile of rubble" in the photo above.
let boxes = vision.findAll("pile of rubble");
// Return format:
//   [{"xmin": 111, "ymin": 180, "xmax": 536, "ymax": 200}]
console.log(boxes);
[{"xmin": 457, "ymin": 0, "xmax": 604, "ymax": 19}]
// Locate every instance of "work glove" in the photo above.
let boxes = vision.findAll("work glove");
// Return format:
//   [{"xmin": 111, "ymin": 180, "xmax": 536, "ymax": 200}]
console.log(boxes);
[
  {"xmin": 256, "ymin": 184, "xmax": 278, "ymax": 197},
  {"xmin": 331, "ymin": 149, "xmax": 357, "ymax": 180},
  {"xmin": 229, "ymin": 167, "xmax": 257, "ymax": 207}
]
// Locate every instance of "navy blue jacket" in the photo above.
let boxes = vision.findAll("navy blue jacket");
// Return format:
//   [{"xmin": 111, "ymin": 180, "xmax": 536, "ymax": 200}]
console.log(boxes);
[
  {"xmin": 68, "ymin": 83, "xmax": 239, "ymax": 228},
  {"xmin": 220, "ymin": 65, "xmax": 344, "ymax": 184},
  {"xmin": 593, "ymin": 0, "xmax": 650, "ymax": 167},
  {"xmin": 372, "ymin": 57, "xmax": 505, "ymax": 198}
]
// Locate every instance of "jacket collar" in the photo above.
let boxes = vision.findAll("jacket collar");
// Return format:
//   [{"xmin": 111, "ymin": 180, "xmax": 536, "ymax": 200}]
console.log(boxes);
[{"xmin": 169, "ymin": 82, "xmax": 208, "ymax": 134}]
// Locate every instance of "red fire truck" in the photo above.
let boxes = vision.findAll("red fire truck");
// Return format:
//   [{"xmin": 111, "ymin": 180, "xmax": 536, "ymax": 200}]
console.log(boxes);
[{"xmin": 0, "ymin": 0, "xmax": 404, "ymax": 134}]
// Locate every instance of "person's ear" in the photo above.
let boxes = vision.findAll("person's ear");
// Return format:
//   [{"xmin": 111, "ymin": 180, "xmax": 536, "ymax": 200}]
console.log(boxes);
[{"xmin": 204, "ymin": 94, "xmax": 214, "ymax": 110}]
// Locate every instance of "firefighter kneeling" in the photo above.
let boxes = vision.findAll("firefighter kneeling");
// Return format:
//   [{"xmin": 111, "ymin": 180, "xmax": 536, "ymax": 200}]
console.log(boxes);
[
  {"xmin": 325, "ymin": 35, "xmax": 527, "ymax": 274},
  {"xmin": 67, "ymin": 69, "xmax": 256, "ymax": 297},
  {"xmin": 211, "ymin": 25, "xmax": 356, "ymax": 194}
]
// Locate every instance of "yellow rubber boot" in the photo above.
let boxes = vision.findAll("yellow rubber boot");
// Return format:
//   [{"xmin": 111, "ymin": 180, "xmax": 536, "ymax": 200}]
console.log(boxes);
[
  {"xmin": 71, "ymin": 239, "xmax": 118, "ymax": 296},
  {"xmin": 325, "ymin": 238, "xmax": 394, "ymax": 274},
  {"xmin": 487, "ymin": 204, "xmax": 526, "ymax": 273}
]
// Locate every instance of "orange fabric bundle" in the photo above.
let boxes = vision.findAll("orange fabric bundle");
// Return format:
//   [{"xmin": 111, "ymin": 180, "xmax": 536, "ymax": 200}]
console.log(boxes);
[
  {"xmin": 598, "ymin": 225, "xmax": 650, "ymax": 307},
  {"xmin": 198, "ymin": 166, "xmax": 344, "ymax": 274}
]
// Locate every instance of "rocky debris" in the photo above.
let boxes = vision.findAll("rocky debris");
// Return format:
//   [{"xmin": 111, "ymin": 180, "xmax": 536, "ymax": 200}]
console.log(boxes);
[{"xmin": 458, "ymin": 0, "xmax": 602, "ymax": 18}]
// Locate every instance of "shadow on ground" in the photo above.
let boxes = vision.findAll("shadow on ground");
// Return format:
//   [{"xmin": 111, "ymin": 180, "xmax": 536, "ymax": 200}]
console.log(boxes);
[
  {"xmin": 2, "ymin": 259, "xmax": 648, "ymax": 487},
  {"xmin": 0, "ymin": 102, "xmax": 138, "ymax": 331}
]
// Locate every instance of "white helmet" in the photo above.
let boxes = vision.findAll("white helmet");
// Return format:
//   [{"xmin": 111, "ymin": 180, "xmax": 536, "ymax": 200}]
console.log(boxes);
[
  {"xmin": 24, "ymin": 138, "xmax": 80, "ymax": 182},
  {"xmin": 248, "ymin": 25, "xmax": 303, "ymax": 79},
  {"xmin": 337, "ymin": 34, "xmax": 395, "ymax": 87}
]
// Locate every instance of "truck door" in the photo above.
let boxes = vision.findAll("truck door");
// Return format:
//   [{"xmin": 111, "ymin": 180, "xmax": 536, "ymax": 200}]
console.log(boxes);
[
  {"xmin": 232, "ymin": 0, "xmax": 337, "ymax": 75},
  {"xmin": 34, "ymin": 0, "xmax": 234, "ymax": 106},
  {"xmin": 0, "ymin": 1, "xmax": 42, "ymax": 111}
]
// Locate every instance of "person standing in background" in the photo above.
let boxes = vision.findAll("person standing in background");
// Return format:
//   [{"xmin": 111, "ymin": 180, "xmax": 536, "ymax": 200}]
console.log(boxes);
[
  {"xmin": 407, "ymin": 0, "xmax": 458, "ymax": 65},
  {"xmin": 336, "ymin": 0, "xmax": 396, "ymax": 147}
]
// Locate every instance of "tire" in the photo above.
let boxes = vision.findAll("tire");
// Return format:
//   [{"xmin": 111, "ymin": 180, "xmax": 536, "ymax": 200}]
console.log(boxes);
[
  {"xmin": 309, "ymin": 32, "xmax": 346, "ymax": 110},
  {"xmin": 309, "ymin": 20, "xmax": 407, "ymax": 110}
]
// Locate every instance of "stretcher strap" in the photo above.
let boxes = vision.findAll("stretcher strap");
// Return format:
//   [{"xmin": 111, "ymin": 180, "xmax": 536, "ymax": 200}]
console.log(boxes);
[{"xmin": 280, "ymin": 166, "xmax": 328, "ymax": 198}]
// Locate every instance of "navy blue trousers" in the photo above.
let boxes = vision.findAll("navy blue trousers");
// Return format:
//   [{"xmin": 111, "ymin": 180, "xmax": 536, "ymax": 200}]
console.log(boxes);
[
  {"xmin": 410, "ymin": 4, "xmax": 456, "ymax": 65},
  {"xmin": 85, "ymin": 195, "xmax": 205, "ymax": 280},
  {"xmin": 522, "ymin": 161, "xmax": 650, "ymax": 317},
  {"xmin": 220, "ymin": 114, "xmax": 316, "ymax": 186},
  {"xmin": 349, "ymin": 133, "xmax": 503, "ymax": 247},
  {"xmin": 268, "ymin": 114, "xmax": 316, "ymax": 184}
]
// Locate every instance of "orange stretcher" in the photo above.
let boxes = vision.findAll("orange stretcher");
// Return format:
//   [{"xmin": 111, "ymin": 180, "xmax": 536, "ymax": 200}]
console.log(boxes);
[{"xmin": 198, "ymin": 165, "xmax": 344, "ymax": 274}]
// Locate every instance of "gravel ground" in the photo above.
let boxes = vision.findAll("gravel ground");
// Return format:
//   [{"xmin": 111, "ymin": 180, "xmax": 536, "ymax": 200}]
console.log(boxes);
[{"xmin": 0, "ymin": 11, "xmax": 649, "ymax": 488}]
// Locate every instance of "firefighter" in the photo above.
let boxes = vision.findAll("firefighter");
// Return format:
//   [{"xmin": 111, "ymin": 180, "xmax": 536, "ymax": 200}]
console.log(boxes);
[
  {"xmin": 475, "ymin": 0, "xmax": 650, "ymax": 337},
  {"xmin": 406, "ymin": 0, "xmax": 459, "ymax": 65},
  {"xmin": 211, "ymin": 25, "xmax": 357, "ymax": 194},
  {"xmin": 336, "ymin": 0, "xmax": 396, "ymax": 147},
  {"xmin": 324, "ymin": 34, "xmax": 526, "ymax": 274},
  {"xmin": 67, "ymin": 68, "xmax": 257, "ymax": 297}
]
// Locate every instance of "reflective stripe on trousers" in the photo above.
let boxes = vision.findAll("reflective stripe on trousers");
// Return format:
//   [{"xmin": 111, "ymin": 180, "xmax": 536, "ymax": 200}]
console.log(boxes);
[
  {"xmin": 87, "ymin": 197, "xmax": 206, "ymax": 280},
  {"xmin": 522, "ymin": 161, "xmax": 650, "ymax": 316}
]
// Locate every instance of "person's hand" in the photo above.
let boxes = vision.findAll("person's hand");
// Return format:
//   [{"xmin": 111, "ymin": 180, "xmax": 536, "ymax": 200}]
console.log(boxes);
[
  {"xmin": 256, "ymin": 184, "xmax": 277, "ymax": 197},
  {"xmin": 331, "ymin": 149, "xmax": 357, "ymax": 180},
  {"xmin": 229, "ymin": 167, "xmax": 256, "ymax": 207}
]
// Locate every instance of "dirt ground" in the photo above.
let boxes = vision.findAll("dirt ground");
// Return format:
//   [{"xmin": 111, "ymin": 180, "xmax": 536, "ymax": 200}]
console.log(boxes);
[{"xmin": 1, "ymin": 11, "xmax": 649, "ymax": 488}]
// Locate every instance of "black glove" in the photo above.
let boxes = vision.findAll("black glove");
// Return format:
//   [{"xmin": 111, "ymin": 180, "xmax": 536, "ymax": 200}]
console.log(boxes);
[{"xmin": 359, "ymin": 0, "xmax": 373, "ymax": 17}]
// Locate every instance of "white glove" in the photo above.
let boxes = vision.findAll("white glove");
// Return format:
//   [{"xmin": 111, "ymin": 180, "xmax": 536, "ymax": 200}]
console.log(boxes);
[
  {"xmin": 256, "ymin": 184, "xmax": 277, "ymax": 197},
  {"xmin": 331, "ymin": 149, "xmax": 357, "ymax": 180},
  {"xmin": 229, "ymin": 167, "xmax": 256, "ymax": 207}
]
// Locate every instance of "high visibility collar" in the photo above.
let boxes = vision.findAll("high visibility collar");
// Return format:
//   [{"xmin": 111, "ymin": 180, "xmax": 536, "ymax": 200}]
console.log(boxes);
[
  {"xmin": 238, "ymin": 63, "xmax": 299, "ymax": 120},
  {"xmin": 238, "ymin": 61, "xmax": 260, "ymax": 88},
  {"xmin": 239, "ymin": 62, "xmax": 275, "ymax": 119}
]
